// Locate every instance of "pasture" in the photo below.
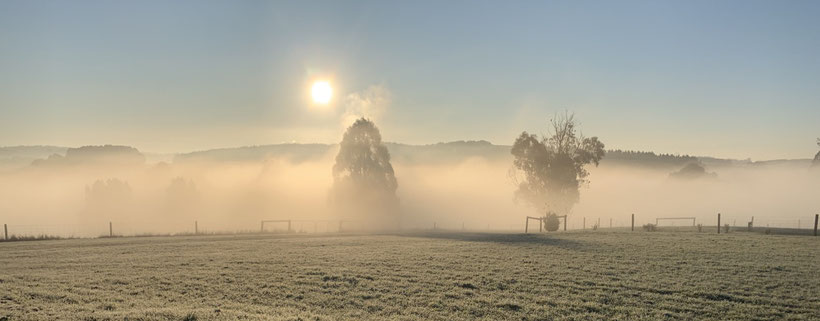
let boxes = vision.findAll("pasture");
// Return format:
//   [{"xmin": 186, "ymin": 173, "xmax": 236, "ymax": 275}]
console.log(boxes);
[{"xmin": 0, "ymin": 230, "xmax": 817, "ymax": 320}]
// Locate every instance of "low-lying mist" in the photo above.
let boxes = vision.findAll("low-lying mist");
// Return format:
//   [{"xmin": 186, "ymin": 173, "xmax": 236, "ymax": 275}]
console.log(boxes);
[{"xmin": 0, "ymin": 147, "xmax": 817, "ymax": 237}]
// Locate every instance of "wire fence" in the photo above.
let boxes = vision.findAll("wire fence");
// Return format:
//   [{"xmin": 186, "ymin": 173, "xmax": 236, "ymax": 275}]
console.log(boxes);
[{"xmin": 1, "ymin": 213, "xmax": 818, "ymax": 241}]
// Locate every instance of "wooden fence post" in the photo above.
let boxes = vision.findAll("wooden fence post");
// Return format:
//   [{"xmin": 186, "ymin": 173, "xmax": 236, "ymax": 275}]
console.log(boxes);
[
  {"xmin": 717, "ymin": 213, "xmax": 721, "ymax": 234},
  {"xmin": 814, "ymin": 214, "xmax": 818, "ymax": 236},
  {"xmin": 631, "ymin": 214, "xmax": 634, "ymax": 231},
  {"xmin": 195, "ymin": 221, "xmax": 198, "ymax": 235},
  {"xmin": 583, "ymin": 217, "xmax": 586, "ymax": 230},
  {"xmin": 539, "ymin": 218, "xmax": 543, "ymax": 233},
  {"xmin": 564, "ymin": 217, "xmax": 567, "ymax": 231},
  {"xmin": 3, "ymin": 224, "xmax": 7, "ymax": 240},
  {"xmin": 525, "ymin": 217, "xmax": 529, "ymax": 233},
  {"xmin": 109, "ymin": 222, "xmax": 113, "ymax": 237}
]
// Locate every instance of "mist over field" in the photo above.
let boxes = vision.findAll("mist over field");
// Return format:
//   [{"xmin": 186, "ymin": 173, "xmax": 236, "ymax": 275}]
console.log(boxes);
[{"xmin": 0, "ymin": 143, "xmax": 816, "ymax": 237}]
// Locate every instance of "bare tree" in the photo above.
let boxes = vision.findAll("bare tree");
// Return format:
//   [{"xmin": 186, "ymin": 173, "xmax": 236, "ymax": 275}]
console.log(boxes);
[
  {"xmin": 331, "ymin": 118, "xmax": 399, "ymax": 228},
  {"xmin": 814, "ymin": 138, "xmax": 820, "ymax": 167},
  {"xmin": 510, "ymin": 112, "xmax": 605, "ymax": 216}
]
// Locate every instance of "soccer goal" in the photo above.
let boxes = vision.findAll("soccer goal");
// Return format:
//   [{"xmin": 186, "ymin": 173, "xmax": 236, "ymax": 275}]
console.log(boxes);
[
  {"xmin": 655, "ymin": 217, "xmax": 696, "ymax": 226},
  {"xmin": 260, "ymin": 219, "xmax": 292, "ymax": 233}
]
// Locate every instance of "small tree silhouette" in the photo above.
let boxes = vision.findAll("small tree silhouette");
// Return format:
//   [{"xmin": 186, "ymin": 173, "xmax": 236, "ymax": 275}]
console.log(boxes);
[
  {"xmin": 84, "ymin": 179, "xmax": 132, "ymax": 220},
  {"xmin": 669, "ymin": 162, "xmax": 717, "ymax": 180},
  {"xmin": 165, "ymin": 177, "xmax": 199, "ymax": 215}
]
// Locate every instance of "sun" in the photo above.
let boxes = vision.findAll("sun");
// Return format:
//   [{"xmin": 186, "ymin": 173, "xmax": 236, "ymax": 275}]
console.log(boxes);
[{"xmin": 311, "ymin": 81, "xmax": 333, "ymax": 104}]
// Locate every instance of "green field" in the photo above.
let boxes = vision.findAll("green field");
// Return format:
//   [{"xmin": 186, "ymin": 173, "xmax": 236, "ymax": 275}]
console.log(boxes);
[{"xmin": 0, "ymin": 231, "xmax": 817, "ymax": 320}]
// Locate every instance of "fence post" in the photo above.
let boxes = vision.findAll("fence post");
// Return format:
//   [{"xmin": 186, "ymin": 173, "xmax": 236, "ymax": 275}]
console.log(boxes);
[
  {"xmin": 717, "ymin": 213, "xmax": 721, "ymax": 234},
  {"xmin": 583, "ymin": 217, "xmax": 586, "ymax": 230},
  {"xmin": 195, "ymin": 221, "xmax": 198, "ymax": 235},
  {"xmin": 525, "ymin": 217, "xmax": 529, "ymax": 234},
  {"xmin": 109, "ymin": 222, "xmax": 113, "ymax": 237},
  {"xmin": 631, "ymin": 214, "xmax": 634, "ymax": 231},
  {"xmin": 814, "ymin": 214, "xmax": 818, "ymax": 236},
  {"xmin": 564, "ymin": 217, "xmax": 567, "ymax": 231},
  {"xmin": 287, "ymin": 220, "xmax": 292, "ymax": 233},
  {"xmin": 3, "ymin": 224, "xmax": 7, "ymax": 240},
  {"xmin": 539, "ymin": 218, "xmax": 543, "ymax": 233}
]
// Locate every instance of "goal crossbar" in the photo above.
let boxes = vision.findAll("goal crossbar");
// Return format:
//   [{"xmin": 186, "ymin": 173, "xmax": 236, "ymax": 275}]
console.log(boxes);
[
  {"xmin": 260, "ymin": 219, "xmax": 292, "ymax": 232},
  {"xmin": 655, "ymin": 217, "xmax": 696, "ymax": 226},
  {"xmin": 525, "ymin": 215, "xmax": 568, "ymax": 233}
]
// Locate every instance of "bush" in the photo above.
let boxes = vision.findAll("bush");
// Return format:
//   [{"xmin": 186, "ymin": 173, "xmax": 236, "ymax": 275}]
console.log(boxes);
[
  {"xmin": 544, "ymin": 212, "xmax": 560, "ymax": 232},
  {"xmin": 643, "ymin": 223, "xmax": 657, "ymax": 232}
]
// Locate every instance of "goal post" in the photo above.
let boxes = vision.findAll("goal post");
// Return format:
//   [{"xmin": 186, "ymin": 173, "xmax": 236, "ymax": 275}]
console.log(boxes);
[
  {"xmin": 525, "ymin": 216, "xmax": 543, "ymax": 233},
  {"xmin": 260, "ymin": 219, "xmax": 292, "ymax": 233},
  {"xmin": 655, "ymin": 217, "xmax": 696, "ymax": 226},
  {"xmin": 525, "ymin": 215, "xmax": 568, "ymax": 233}
]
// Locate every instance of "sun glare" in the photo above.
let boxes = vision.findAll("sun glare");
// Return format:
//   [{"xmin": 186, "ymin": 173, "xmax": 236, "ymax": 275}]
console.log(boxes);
[{"xmin": 311, "ymin": 81, "xmax": 332, "ymax": 104}]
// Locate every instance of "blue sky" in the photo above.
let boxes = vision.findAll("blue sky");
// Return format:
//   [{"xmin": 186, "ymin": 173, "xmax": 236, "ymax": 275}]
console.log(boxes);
[{"xmin": 1, "ymin": 1, "xmax": 818, "ymax": 160}]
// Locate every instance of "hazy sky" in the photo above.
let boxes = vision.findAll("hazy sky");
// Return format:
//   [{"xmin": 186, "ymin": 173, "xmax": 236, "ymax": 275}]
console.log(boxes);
[{"xmin": 1, "ymin": 1, "xmax": 818, "ymax": 160}]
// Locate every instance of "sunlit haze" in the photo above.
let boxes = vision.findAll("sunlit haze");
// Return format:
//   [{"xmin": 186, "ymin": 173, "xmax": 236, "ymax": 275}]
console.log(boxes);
[{"xmin": 1, "ymin": 2, "xmax": 819, "ymax": 320}]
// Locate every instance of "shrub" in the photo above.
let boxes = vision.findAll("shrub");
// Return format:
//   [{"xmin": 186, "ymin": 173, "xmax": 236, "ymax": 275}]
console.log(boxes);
[
  {"xmin": 544, "ymin": 212, "xmax": 560, "ymax": 232},
  {"xmin": 643, "ymin": 223, "xmax": 657, "ymax": 232}
]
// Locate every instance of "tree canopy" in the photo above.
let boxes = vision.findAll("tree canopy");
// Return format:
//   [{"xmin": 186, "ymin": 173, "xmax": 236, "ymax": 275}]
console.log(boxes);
[
  {"xmin": 510, "ymin": 113, "xmax": 605, "ymax": 215},
  {"xmin": 331, "ymin": 118, "xmax": 399, "ymax": 227}
]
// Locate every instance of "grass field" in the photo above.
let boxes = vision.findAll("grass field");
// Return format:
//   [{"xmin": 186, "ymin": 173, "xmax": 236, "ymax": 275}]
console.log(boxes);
[{"xmin": 0, "ymin": 230, "xmax": 817, "ymax": 320}]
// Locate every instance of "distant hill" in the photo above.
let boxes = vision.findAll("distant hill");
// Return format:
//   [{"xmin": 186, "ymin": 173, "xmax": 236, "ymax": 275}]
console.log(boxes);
[
  {"xmin": 385, "ymin": 141, "xmax": 510, "ymax": 164},
  {"xmin": 0, "ymin": 146, "xmax": 68, "ymax": 171},
  {"xmin": 0, "ymin": 142, "xmax": 813, "ymax": 170},
  {"xmin": 603, "ymin": 150, "xmax": 697, "ymax": 169},
  {"xmin": 172, "ymin": 140, "xmax": 510, "ymax": 165},
  {"xmin": 174, "ymin": 144, "xmax": 334, "ymax": 163},
  {"xmin": 31, "ymin": 145, "xmax": 145, "ymax": 167}
]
